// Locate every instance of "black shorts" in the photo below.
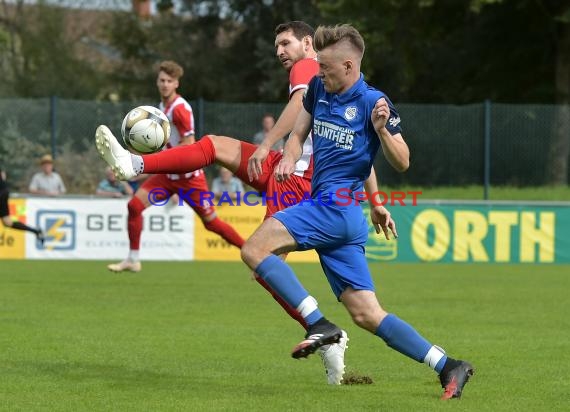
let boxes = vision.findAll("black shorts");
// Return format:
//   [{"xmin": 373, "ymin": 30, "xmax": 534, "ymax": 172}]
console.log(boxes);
[{"xmin": 0, "ymin": 189, "xmax": 9, "ymax": 218}]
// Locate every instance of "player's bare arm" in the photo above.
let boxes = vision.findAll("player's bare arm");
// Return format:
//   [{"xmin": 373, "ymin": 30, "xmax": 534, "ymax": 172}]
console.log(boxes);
[
  {"xmin": 372, "ymin": 98, "xmax": 410, "ymax": 172},
  {"xmin": 274, "ymin": 108, "xmax": 311, "ymax": 182},
  {"xmin": 364, "ymin": 166, "xmax": 397, "ymax": 240},
  {"xmin": 247, "ymin": 89, "xmax": 305, "ymax": 181}
]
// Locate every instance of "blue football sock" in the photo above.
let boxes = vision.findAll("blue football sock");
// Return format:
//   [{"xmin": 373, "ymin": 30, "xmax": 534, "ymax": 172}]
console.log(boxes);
[
  {"xmin": 256, "ymin": 255, "xmax": 323, "ymax": 326},
  {"xmin": 376, "ymin": 314, "xmax": 447, "ymax": 373}
]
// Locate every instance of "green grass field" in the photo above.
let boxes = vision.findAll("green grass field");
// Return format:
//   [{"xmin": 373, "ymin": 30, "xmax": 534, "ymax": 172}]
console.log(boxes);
[{"xmin": 0, "ymin": 261, "xmax": 568, "ymax": 411}]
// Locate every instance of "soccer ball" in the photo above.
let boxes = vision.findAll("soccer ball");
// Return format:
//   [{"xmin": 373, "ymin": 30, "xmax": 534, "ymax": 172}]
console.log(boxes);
[{"xmin": 121, "ymin": 105, "xmax": 171, "ymax": 154}]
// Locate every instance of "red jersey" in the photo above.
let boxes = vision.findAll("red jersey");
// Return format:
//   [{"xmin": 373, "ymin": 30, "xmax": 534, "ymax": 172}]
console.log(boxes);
[
  {"xmin": 159, "ymin": 94, "xmax": 195, "ymax": 148},
  {"xmin": 160, "ymin": 95, "xmax": 201, "ymax": 180},
  {"xmin": 289, "ymin": 58, "xmax": 318, "ymax": 180}
]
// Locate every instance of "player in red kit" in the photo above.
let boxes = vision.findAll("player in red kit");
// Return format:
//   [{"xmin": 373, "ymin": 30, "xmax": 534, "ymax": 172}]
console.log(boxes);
[
  {"xmin": 107, "ymin": 60, "xmax": 245, "ymax": 273},
  {"xmin": 111, "ymin": 24, "xmax": 317, "ymax": 219}
]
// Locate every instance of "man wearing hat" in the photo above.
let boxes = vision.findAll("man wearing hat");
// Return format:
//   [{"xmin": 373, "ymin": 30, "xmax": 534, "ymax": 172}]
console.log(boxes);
[{"xmin": 28, "ymin": 154, "xmax": 66, "ymax": 196}]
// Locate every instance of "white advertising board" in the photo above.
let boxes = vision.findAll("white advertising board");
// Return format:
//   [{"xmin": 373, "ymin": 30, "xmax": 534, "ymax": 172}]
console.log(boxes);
[{"xmin": 25, "ymin": 197, "xmax": 195, "ymax": 260}]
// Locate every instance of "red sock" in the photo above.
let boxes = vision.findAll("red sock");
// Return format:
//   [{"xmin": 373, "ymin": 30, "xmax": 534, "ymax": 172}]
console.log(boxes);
[
  {"xmin": 142, "ymin": 136, "xmax": 216, "ymax": 174},
  {"xmin": 127, "ymin": 196, "xmax": 146, "ymax": 250},
  {"xmin": 203, "ymin": 217, "xmax": 245, "ymax": 248},
  {"xmin": 255, "ymin": 275, "xmax": 308, "ymax": 330}
]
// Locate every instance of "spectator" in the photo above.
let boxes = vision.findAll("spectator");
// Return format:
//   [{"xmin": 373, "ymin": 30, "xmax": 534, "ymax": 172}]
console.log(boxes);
[
  {"xmin": 28, "ymin": 154, "xmax": 66, "ymax": 196},
  {"xmin": 252, "ymin": 113, "xmax": 283, "ymax": 151},
  {"xmin": 96, "ymin": 167, "xmax": 134, "ymax": 198},
  {"xmin": 127, "ymin": 174, "xmax": 149, "ymax": 193},
  {"xmin": 211, "ymin": 167, "xmax": 244, "ymax": 201}
]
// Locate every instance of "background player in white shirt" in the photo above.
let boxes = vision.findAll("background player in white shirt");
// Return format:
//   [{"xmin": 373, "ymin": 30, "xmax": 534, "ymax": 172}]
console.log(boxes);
[{"xmin": 107, "ymin": 60, "xmax": 245, "ymax": 273}]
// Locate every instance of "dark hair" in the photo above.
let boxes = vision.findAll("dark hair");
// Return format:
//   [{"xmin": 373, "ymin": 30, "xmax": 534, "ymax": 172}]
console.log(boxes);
[
  {"xmin": 313, "ymin": 24, "xmax": 365, "ymax": 55},
  {"xmin": 159, "ymin": 60, "xmax": 184, "ymax": 79},
  {"xmin": 275, "ymin": 21, "xmax": 315, "ymax": 40}
]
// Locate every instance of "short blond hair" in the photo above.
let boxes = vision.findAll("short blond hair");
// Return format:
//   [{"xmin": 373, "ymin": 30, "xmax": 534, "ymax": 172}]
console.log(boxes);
[
  {"xmin": 313, "ymin": 24, "xmax": 365, "ymax": 56},
  {"xmin": 158, "ymin": 60, "xmax": 184, "ymax": 79}
]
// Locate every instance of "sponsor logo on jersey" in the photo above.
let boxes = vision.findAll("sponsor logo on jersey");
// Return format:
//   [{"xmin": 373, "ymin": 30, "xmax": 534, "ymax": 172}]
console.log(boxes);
[
  {"xmin": 313, "ymin": 118, "xmax": 355, "ymax": 150},
  {"xmin": 344, "ymin": 106, "xmax": 357, "ymax": 120},
  {"xmin": 389, "ymin": 116, "xmax": 401, "ymax": 128}
]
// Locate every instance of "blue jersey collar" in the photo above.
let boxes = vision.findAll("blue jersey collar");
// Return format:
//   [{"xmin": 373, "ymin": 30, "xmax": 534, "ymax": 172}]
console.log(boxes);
[{"xmin": 335, "ymin": 73, "xmax": 366, "ymax": 104}]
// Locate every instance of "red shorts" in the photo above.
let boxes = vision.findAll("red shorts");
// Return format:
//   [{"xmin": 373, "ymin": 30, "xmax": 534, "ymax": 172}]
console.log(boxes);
[
  {"xmin": 235, "ymin": 142, "xmax": 311, "ymax": 219},
  {"xmin": 140, "ymin": 171, "xmax": 215, "ymax": 218}
]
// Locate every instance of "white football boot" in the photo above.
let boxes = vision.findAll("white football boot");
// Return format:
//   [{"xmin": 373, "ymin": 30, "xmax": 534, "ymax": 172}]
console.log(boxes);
[
  {"xmin": 107, "ymin": 260, "xmax": 142, "ymax": 273},
  {"xmin": 318, "ymin": 329, "xmax": 349, "ymax": 385},
  {"xmin": 95, "ymin": 125, "xmax": 137, "ymax": 180}
]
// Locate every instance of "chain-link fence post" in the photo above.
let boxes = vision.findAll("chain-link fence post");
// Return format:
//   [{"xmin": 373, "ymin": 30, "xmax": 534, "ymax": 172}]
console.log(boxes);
[
  {"xmin": 50, "ymin": 95, "xmax": 58, "ymax": 159},
  {"xmin": 484, "ymin": 99, "xmax": 492, "ymax": 200},
  {"xmin": 197, "ymin": 97, "xmax": 204, "ymax": 138}
]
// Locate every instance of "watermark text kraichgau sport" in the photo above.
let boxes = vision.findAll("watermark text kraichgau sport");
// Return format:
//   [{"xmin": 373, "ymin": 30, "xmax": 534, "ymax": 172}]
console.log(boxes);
[{"xmin": 147, "ymin": 188, "xmax": 422, "ymax": 207}]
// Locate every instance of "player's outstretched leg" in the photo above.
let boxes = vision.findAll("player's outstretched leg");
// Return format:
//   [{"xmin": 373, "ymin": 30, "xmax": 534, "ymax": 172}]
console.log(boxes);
[
  {"xmin": 2, "ymin": 217, "xmax": 45, "ymax": 246},
  {"xmin": 374, "ymin": 313, "xmax": 474, "ymax": 399},
  {"xmin": 242, "ymin": 217, "xmax": 349, "ymax": 383},
  {"xmin": 95, "ymin": 125, "xmax": 137, "ymax": 180},
  {"xmin": 340, "ymin": 287, "xmax": 474, "ymax": 398},
  {"xmin": 255, "ymin": 256, "xmax": 344, "ymax": 359},
  {"xmin": 95, "ymin": 128, "xmax": 250, "ymax": 184},
  {"xmin": 254, "ymin": 272, "xmax": 348, "ymax": 384}
]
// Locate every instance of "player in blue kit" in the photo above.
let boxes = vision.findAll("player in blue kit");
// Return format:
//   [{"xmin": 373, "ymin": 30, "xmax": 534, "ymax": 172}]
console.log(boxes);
[{"xmin": 240, "ymin": 24, "xmax": 474, "ymax": 400}]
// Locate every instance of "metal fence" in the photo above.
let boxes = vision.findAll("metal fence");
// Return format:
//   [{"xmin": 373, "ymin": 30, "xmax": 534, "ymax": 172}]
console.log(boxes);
[{"xmin": 1, "ymin": 97, "xmax": 568, "ymax": 194}]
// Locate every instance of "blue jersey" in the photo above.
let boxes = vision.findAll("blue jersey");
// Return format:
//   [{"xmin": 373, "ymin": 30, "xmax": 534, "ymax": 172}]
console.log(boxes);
[{"xmin": 303, "ymin": 74, "xmax": 402, "ymax": 198}]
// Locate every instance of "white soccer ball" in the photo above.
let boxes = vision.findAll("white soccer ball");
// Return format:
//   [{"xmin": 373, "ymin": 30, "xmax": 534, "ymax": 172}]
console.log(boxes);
[{"xmin": 121, "ymin": 105, "xmax": 171, "ymax": 154}]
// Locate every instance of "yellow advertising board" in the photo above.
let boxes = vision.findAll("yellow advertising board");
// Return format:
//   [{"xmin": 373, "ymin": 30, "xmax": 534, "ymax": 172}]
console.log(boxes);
[
  {"xmin": 194, "ymin": 203, "xmax": 319, "ymax": 262},
  {"xmin": 0, "ymin": 198, "xmax": 27, "ymax": 259}
]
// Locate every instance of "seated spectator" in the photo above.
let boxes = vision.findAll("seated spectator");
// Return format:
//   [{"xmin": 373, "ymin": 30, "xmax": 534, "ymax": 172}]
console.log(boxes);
[
  {"xmin": 211, "ymin": 167, "xmax": 244, "ymax": 202},
  {"xmin": 28, "ymin": 154, "xmax": 66, "ymax": 196},
  {"xmin": 127, "ymin": 174, "xmax": 149, "ymax": 193},
  {"xmin": 96, "ymin": 167, "xmax": 134, "ymax": 198},
  {"xmin": 252, "ymin": 113, "xmax": 283, "ymax": 151}
]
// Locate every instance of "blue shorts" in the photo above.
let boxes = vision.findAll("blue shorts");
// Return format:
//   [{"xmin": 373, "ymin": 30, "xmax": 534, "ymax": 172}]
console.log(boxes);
[{"xmin": 273, "ymin": 201, "xmax": 375, "ymax": 299}]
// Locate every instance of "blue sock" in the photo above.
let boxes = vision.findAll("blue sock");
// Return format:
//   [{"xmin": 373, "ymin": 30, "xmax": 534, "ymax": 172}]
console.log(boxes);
[
  {"xmin": 256, "ymin": 255, "xmax": 323, "ymax": 326},
  {"xmin": 376, "ymin": 314, "xmax": 447, "ymax": 373}
]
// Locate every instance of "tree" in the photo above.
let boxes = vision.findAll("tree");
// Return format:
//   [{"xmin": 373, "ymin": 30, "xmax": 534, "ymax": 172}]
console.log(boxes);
[
  {"xmin": 541, "ymin": 2, "xmax": 570, "ymax": 185},
  {"xmin": 219, "ymin": 0, "xmax": 324, "ymax": 102},
  {"xmin": 315, "ymin": 0, "xmax": 558, "ymax": 102},
  {"xmin": 315, "ymin": 0, "xmax": 570, "ymax": 184},
  {"xmin": 471, "ymin": 0, "xmax": 570, "ymax": 185},
  {"xmin": 0, "ymin": 0, "xmax": 105, "ymax": 98},
  {"xmin": 106, "ymin": 0, "xmax": 325, "ymax": 102}
]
